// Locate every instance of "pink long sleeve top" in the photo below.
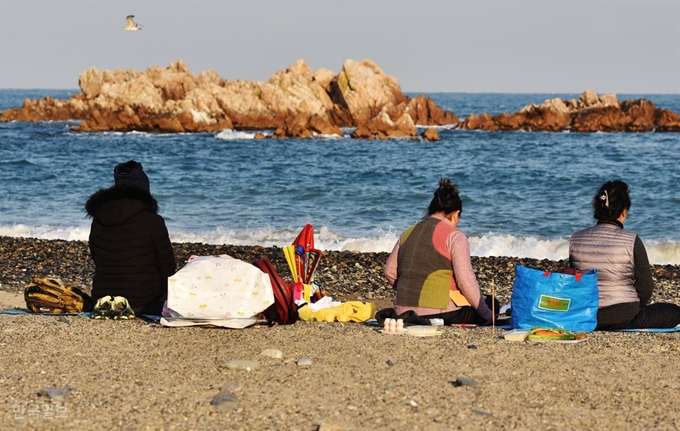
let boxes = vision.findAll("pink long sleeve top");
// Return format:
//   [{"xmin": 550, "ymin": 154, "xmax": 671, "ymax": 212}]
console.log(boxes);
[{"xmin": 384, "ymin": 215, "xmax": 492, "ymax": 322}]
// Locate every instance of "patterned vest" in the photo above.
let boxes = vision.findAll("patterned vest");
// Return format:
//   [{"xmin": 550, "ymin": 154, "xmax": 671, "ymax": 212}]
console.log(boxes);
[
  {"xmin": 570, "ymin": 223, "xmax": 638, "ymax": 308},
  {"xmin": 396, "ymin": 217, "xmax": 457, "ymax": 309}
]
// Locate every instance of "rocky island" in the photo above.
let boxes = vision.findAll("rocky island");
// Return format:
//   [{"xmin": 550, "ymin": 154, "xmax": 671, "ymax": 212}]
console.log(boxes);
[
  {"xmin": 458, "ymin": 90, "xmax": 680, "ymax": 132},
  {"xmin": 2, "ymin": 59, "xmax": 679, "ymax": 136},
  {"xmin": 0, "ymin": 59, "xmax": 457, "ymax": 140}
]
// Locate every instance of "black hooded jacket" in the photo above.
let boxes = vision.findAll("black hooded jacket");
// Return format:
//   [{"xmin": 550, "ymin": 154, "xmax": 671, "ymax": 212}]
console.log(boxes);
[{"xmin": 85, "ymin": 185, "xmax": 176, "ymax": 314}]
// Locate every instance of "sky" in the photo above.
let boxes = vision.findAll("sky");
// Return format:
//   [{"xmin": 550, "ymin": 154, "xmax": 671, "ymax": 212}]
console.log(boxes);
[{"xmin": 0, "ymin": 0, "xmax": 678, "ymax": 93}]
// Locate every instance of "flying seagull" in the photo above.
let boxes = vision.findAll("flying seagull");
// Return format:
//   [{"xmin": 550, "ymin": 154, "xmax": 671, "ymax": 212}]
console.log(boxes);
[{"xmin": 122, "ymin": 15, "xmax": 142, "ymax": 31}]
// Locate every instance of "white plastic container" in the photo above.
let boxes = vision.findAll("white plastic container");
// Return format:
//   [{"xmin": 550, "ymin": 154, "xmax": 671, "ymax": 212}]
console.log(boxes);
[
  {"xmin": 503, "ymin": 329, "xmax": 530, "ymax": 341},
  {"xmin": 429, "ymin": 318, "xmax": 444, "ymax": 326}
]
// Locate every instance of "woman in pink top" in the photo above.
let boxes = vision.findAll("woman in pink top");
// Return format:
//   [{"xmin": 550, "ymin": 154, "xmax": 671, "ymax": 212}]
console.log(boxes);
[{"xmin": 381, "ymin": 178, "xmax": 497, "ymax": 326}]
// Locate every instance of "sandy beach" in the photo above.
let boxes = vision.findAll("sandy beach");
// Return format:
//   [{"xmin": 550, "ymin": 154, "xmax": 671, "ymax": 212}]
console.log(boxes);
[{"xmin": 1, "ymin": 236, "xmax": 679, "ymax": 430}]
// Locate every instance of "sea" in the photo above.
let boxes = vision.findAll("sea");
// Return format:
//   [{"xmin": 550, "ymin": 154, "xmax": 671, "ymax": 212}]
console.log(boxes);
[{"xmin": 1, "ymin": 90, "xmax": 679, "ymax": 264}]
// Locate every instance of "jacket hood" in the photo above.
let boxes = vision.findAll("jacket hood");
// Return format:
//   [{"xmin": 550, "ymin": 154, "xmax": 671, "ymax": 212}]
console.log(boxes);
[{"xmin": 85, "ymin": 185, "xmax": 159, "ymax": 227}]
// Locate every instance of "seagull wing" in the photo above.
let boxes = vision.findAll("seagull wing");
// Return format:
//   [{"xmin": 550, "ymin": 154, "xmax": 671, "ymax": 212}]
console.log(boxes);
[{"xmin": 122, "ymin": 15, "xmax": 142, "ymax": 31}]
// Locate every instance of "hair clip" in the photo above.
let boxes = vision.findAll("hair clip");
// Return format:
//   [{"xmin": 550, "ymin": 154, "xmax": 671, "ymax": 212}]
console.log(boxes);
[{"xmin": 600, "ymin": 190, "xmax": 609, "ymax": 208}]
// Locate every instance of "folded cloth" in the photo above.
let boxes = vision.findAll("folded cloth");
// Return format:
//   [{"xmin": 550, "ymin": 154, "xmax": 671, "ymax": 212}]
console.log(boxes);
[
  {"xmin": 347, "ymin": 301, "xmax": 376, "ymax": 322},
  {"xmin": 298, "ymin": 301, "xmax": 376, "ymax": 323},
  {"xmin": 0, "ymin": 308, "xmax": 90, "ymax": 316},
  {"xmin": 615, "ymin": 325, "xmax": 680, "ymax": 333},
  {"xmin": 159, "ymin": 317, "xmax": 257, "ymax": 328}
]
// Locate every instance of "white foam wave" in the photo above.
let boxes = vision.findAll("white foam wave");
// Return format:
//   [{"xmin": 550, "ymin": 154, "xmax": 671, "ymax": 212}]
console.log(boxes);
[
  {"xmin": 214, "ymin": 129, "xmax": 258, "ymax": 140},
  {"xmin": 645, "ymin": 239, "xmax": 680, "ymax": 266},
  {"xmin": 468, "ymin": 233, "xmax": 570, "ymax": 261},
  {"xmin": 215, "ymin": 128, "xmax": 350, "ymax": 140},
  {"xmin": 170, "ymin": 226, "xmax": 303, "ymax": 248},
  {"xmin": 312, "ymin": 132, "xmax": 346, "ymax": 139},
  {"xmin": 168, "ymin": 225, "xmax": 399, "ymax": 253},
  {"xmin": 2, "ymin": 224, "xmax": 679, "ymax": 265},
  {"xmin": 0, "ymin": 224, "xmax": 90, "ymax": 242},
  {"xmin": 314, "ymin": 226, "xmax": 400, "ymax": 253},
  {"xmin": 415, "ymin": 124, "xmax": 457, "ymax": 130}
]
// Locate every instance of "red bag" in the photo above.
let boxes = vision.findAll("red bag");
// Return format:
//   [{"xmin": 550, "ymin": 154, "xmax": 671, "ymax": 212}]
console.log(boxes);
[{"xmin": 253, "ymin": 257, "xmax": 298, "ymax": 325}]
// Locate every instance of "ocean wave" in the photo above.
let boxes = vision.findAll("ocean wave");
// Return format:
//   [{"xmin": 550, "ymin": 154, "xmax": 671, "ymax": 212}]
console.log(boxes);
[
  {"xmin": 0, "ymin": 223, "xmax": 90, "ymax": 242},
  {"xmin": 468, "ymin": 233, "xmax": 570, "ymax": 261},
  {"xmin": 214, "ymin": 128, "xmax": 350, "ymax": 140},
  {"xmin": 313, "ymin": 132, "xmax": 345, "ymax": 139},
  {"xmin": 644, "ymin": 239, "xmax": 680, "ymax": 266},
  {"xmin": 2, "ymin": 224, "xmax": 679, "ymax": 265},
  {"xmin": 415, "ymin": 124, "xmax": 457, "ymax": 130},
  {"xmin": 214, "ymin": 129, "xmax": 258, "ymax": 140},
  {"xmin": 0, "ymin": 159, "xmax": 36, "ymax": 167}
]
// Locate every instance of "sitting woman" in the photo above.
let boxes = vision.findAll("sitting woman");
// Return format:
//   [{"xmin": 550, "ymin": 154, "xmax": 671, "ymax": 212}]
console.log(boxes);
[
  {"xmin": 569, "ymin": 180, "xmax": 680, "ymax": 330},
  {"xmin": 85, "ymin": 160, "xmax": 176, "ymax": 316},
  {"xmin": 383, "ymin": 178, "xmax": 497, "ymax": 325}
]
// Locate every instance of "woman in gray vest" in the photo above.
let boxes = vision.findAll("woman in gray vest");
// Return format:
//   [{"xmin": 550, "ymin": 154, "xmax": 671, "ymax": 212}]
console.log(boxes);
[
  {"xmin": 569, "ymin": 180, "xmax": 680, "ymax": 330},
  {"xmin": 382, "ymin": 178, "xmax": 497, "ymax": 325}
]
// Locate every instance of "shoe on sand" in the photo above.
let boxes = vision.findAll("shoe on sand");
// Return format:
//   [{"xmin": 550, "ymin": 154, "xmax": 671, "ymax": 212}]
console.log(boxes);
[
  {"xmin": 92, "ymin": 296, "xmax": 114, "ymax": 319},
  {"xmin": 111, "ymin": 296, "xmax": 135, "ymax": 320},
  {"xmin": 375, "ymin": 308, "xmax": 399, "ymax": 326}
]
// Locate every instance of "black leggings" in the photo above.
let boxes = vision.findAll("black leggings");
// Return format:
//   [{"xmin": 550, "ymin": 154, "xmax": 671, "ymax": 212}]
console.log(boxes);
[
  {"xmin": 597, "ymin": 303, "xmax": 680, "ymax": 331},
  {"xmin": 423, "ymin": 295, "xmax": 500, "ymax": 326}
]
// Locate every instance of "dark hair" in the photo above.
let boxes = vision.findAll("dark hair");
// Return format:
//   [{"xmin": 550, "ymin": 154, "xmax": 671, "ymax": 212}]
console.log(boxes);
[
  {"xmin": 426, "ymin": 178, "xmax": 462, "ymax": 216},
  {"xmin": 592, "ymin": 180, "xmax": 630, "ymax": 221}
]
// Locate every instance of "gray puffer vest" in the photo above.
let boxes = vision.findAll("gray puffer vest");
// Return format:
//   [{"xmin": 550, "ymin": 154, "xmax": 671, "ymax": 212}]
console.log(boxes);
[{"xmin": 569, "ymin": 223, "xmax": 638, "ymax": 308}]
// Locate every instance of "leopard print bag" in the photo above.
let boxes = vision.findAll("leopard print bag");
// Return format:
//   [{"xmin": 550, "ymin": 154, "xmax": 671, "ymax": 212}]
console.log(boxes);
[{"xmin": 24, "ymin": 277, "xmax": 92, "ymax": 314}]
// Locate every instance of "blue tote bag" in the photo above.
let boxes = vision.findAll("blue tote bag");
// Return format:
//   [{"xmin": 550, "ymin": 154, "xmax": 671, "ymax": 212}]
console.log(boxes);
[{"xmin": 511, "ymin": 265, "xmax": 598, "ymax": 332}]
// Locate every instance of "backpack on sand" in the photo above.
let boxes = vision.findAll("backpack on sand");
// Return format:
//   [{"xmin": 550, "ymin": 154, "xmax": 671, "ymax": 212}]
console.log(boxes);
[
  {"xmin": 253, "ymin": 257, "xmax": 298, "ymax": 325},
  {"xmin": 24, "ymin": 277, "xmax": 93, "ymax": 314}
]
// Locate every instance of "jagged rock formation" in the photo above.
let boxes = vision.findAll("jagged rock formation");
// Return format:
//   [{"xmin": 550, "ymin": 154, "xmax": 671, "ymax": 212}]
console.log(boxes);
[
  {"xmin": 0, "ymin": 59, "xmax": 458, "ymax": 139},
  {"xmin": 457, "ymin": 89, "xmax": 680, "ymax": 132},
  {"xmin": 5, "ymin": 68, "xmax": 678, "ymax": 135},
  {"xmin": 421, "ymin": 128, "xmax": 440, "ymax": 141}
]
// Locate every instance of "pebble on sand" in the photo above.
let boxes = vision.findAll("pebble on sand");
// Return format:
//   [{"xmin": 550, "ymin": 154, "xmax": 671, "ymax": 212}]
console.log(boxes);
[
  {"xmin": 297, "ymin": 358, "xmax": 313, "ymax": 367},
  {"xmin": 452, "ymin": 376, "xmax": 478, "ymax": 387},
  {"xmin": 39, "ymin": 387, "xmax": 73, "ymax": 401},
  {"xmin": 260, "ymin": 348, "xmax": 283, "ymax": 359},
  {"xmin": 219, "ymin": 381, "xmax": 242, "ymax": 393},
  {"xmin": 223, "ymin": 360, "xmax": 260, "ymax": 371},
  {"xmin": 211, "ymin": 393, "xmax": 239, "ymax": 410}
]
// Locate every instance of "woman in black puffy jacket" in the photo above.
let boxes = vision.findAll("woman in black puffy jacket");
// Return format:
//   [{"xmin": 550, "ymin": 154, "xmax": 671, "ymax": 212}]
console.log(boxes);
[{"xmin": 85, "ymin": 160, "xmax": 176, "ymax": 315}]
